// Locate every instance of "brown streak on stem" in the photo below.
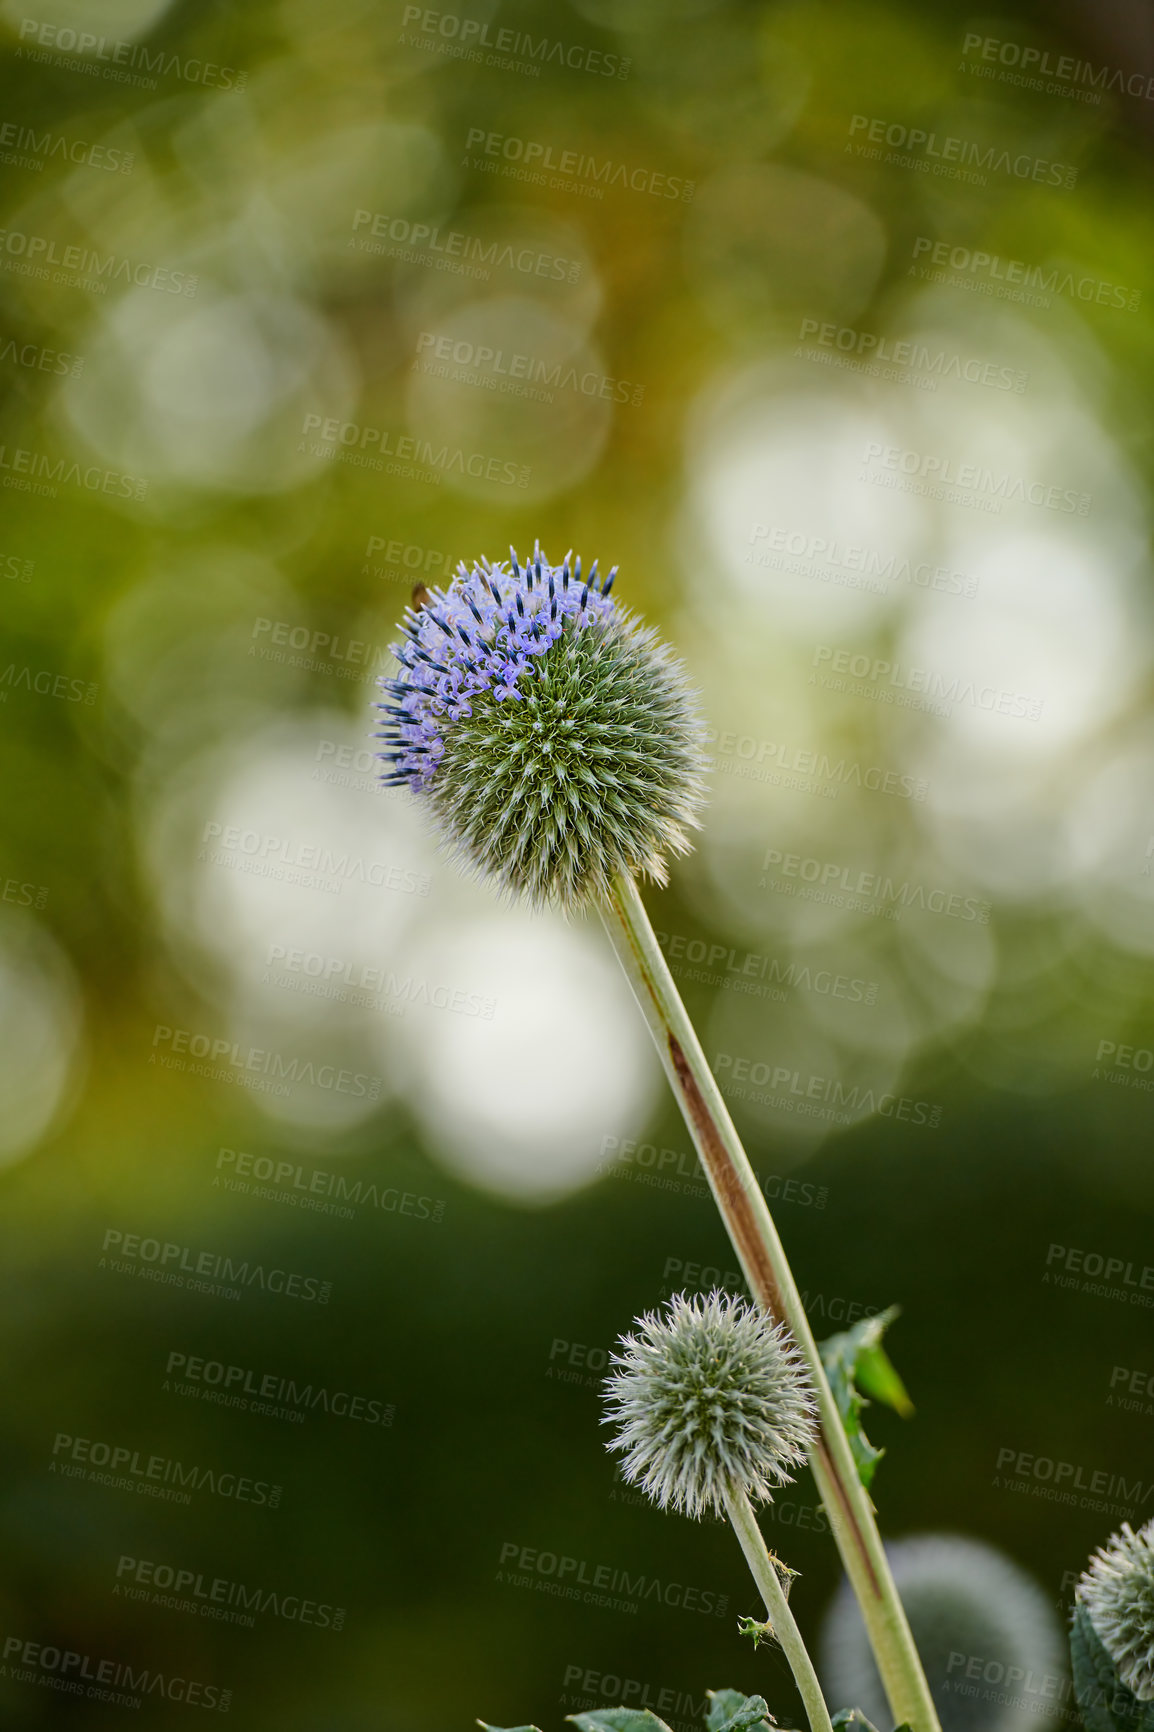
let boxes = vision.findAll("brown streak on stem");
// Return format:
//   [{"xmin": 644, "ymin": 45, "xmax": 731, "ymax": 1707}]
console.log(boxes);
[
  {"xmin": 608, "ymin": 883, "xmax": 935, "ymax": 1729},
  {"xmin": 667, "ymin": 1034, "xmax": 788, "ymax": 1323},
  {"xmin": 814, "ymin": 1435, "xmax": 882, "ymax": 1596}
]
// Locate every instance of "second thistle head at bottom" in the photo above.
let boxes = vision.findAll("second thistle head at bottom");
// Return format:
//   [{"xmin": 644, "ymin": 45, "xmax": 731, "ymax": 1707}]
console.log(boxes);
[{"xmin": 601, "ymin": 1289, "xmax": 819, "ymax": 1521}]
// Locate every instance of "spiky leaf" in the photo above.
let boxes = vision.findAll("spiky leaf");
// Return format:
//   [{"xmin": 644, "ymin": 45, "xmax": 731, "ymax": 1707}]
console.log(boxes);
[
  {"xmin": 567, "ymin": 1713, "xmax": 674, "ymax": 1732},
  {"xmin": 703, "ymin": 1688, "xmax": 777, "ymax": 1731},
  {"xmin": 1071, "ymin": 1602, "xmax": 1154, "ymax": 1731},
  {"xmin": 819, "ymin": 1307, "xmax": 911, "ymax": 1490}
]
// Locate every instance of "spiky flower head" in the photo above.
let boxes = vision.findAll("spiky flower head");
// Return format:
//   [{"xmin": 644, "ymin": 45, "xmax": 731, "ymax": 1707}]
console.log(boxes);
[
  {"xmin": 376, "ymin": 545, "xmax": 706, "ymax": 910},
  {"xmin": 600, "ymin": 1290, "xmax": 817, "ymax": 1520},
  {"xmin": 1077, "ymin": 1519, "xmax": 1154, "ymax": 1700}
]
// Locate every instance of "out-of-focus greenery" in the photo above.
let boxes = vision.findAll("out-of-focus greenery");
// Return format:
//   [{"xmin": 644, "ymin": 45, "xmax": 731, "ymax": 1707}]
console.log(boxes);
[{"xmin": 1, "ymin": 0, "xmax": 1153, "ymax": 1727}]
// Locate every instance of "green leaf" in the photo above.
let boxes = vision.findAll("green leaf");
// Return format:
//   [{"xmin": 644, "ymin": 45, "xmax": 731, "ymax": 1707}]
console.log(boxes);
[
  {"xmin": 1070, "ymin": 1602, "xmax": 1154, "ymax": 1732},
  {"xmin": 477, "ymin": 1723, "xmax": 543, "ymax": 1731},
  {"xmin": 818, "ymin": 1307, "xmax": 912, "ymax": 1490},
  {"xmin": 567, "ymin": 1713, "xmax": 674, "ymax": 1732},
  {"xmin": 703, "ymin": 1688, "xmax": 778, "ymax": 1731}
]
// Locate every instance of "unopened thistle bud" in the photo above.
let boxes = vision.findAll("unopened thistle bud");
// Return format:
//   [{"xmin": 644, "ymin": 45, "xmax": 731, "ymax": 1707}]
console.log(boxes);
[
  {"xmin": 376, "ymin": 545, "xmax": 706, "ymax": 910},
  {"xmin": 1077, "ymin": 1519, "xmax": 1154, "ymax": 1701},
  {"xmin": 601, "ymin": 1290, "xmax": 818, "ymax": 1520},
  {"xmin": 821, "ymin": 1534, "xmax": 1064, "ymax": 1732}
]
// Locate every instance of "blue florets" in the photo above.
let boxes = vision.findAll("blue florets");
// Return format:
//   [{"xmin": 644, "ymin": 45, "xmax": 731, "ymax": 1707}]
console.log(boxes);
[
  {"xmin": 374, "ymin": 542, "xmax": 705, "ymax": 908},
  {"xmin": 378, "ymin": 545, "xmax": 616, "ymax": 790}
]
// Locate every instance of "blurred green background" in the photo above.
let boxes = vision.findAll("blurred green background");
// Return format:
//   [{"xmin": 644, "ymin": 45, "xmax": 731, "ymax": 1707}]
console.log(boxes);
[{"xmin": 1, "ymin": 0, "xmax": 1153, "ymax": 1725}]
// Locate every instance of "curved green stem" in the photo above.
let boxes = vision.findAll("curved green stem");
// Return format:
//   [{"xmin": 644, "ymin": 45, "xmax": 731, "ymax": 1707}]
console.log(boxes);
[
  {"xmin": 600, "ymin": 871, "xmax": 940, "ymax": 1732},
  {"xmin": 723, "ymin": 1484, "xmax": 834, "ymax": 1732}
]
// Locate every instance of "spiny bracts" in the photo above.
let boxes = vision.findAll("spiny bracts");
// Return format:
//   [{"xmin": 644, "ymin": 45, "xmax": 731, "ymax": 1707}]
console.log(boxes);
[
  {"xmin": 376, "ymin": 545, "xmax": 706, "ymax": 909},
  {"xmin": 1078, "ymin": 1520, "xmax": 1154, "ymax": 1701},
  {"xmin": 601, "ymin": 1290, "xmax": 817, "ymax": 1520}
]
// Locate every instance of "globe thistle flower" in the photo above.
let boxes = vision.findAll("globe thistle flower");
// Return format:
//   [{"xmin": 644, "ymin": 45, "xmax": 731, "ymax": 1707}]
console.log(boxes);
[
  {"xmin": 601, "ymin": 1290, "xmax": 818, "ymax": 1520},
  {"xmin": 820, "ymin": 1534, "xmax": 1065, "ymax": 1732},
  {"xmin": 1077, "ymin": 1519, "xmax": 1154, "ymax": 1701},
  {"xmin": 376, "ymin": 545, "xmax": 706, "ymax": 909}
]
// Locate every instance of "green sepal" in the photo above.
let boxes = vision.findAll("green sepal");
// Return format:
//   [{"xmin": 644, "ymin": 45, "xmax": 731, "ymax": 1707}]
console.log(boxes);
[
  {"xmin": 819, "ymin": 1307, "xmax": 912, "ymax": 1490},
  {"xmin": 703, "ymin": 1688, "xmax": 778, "ymax": 1731},
  {"xmin": 1070, "ymin": 1602, "xmax": 1154, "ymax": 1732},
  {"xmin": 477, "ymin": 1722, "xmax": 543, "ymax": 1731},
  {"xmin": 566, "ymin": 1712, "xmax": 674, "ymax": 1732}
]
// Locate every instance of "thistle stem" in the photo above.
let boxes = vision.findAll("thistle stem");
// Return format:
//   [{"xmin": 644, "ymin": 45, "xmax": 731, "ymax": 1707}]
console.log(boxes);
[
  {"xmin": 600, "ymin": 870, "xmax": 941, "ymax": 1732},
  {"xmin": 723, "ymin": 1484, "xmax": 834, "ymax": 1732}
]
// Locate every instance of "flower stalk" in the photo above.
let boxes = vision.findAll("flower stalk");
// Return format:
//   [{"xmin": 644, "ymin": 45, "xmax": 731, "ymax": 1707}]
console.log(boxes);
[
  {"xmin": 600, "ymin": 869, "xmax": 941, "ymax": 1732},
  {"xmin": 378, "ymin": 549, "xmax": 938, "ymax": 1730},
  {"xmin": 724, "ymin": 1483, "xmax": 835, "ymax": 1732},
  {"xmin": 603, "ymin": 1291, "xmax": 829, "ymax": 1732}
]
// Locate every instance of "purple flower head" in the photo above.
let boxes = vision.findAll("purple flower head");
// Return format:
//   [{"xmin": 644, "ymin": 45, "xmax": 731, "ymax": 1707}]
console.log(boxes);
[
  {"xmin": 375, "ymin": 543, "xmax": 706, "ymax": 909},
  {"xmin": 379, "ymin": 544, "xmax": 616, "ymax": 791}
]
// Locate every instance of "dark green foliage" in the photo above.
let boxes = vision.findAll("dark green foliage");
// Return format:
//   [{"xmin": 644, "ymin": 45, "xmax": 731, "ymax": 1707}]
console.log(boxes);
[{"xmin": 818, "ymin": 1308, "xmax": 911, "ymax": 1490}]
